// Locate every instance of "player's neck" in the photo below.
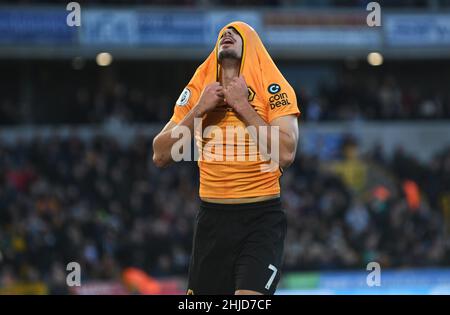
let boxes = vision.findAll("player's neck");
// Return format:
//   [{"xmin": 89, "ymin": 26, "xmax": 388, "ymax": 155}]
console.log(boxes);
[{"xmin": 220, "ymin": 59, "xmax": 240, "ymax": 87}]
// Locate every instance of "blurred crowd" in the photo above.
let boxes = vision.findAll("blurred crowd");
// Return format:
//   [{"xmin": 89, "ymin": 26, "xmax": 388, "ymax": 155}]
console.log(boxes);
[
  {"xmin": 1, "ymin": 134, "xmax": 449, "ymax": 292},
  {"xmin": 302, "ymin": 75, "xmax": 450, "ymax": 121},
  {"xmin": 0, "ymin": 135, "xmax": 196, "ymax": 292},
  {"xmin": 282, "ymin": 144, "xmax": 450, "ymax": 270},
  {"xmin": 1, "ymin": 62, "xmax": 450, "ymax": 125}
]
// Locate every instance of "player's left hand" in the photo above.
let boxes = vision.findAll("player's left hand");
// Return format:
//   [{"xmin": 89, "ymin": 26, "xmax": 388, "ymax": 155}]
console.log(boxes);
[{"xmin": 224, "ymin": 75, "xmax": 251, "ymax": 114}]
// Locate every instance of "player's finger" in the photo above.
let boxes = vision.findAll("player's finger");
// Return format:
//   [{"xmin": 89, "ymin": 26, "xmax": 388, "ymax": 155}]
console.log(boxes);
[{"xmin": 210, "ymin": 82, "xmax": 221, "ymax": 88}]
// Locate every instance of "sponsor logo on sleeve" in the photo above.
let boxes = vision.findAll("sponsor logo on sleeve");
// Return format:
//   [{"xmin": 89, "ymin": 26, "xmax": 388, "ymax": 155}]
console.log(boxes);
[
  {"xmin": 268, "ymin": 83, "xmax": 281, "ymax": 94},
  {"xmin": 176, "ymin": 88, "xmax": 191, "ymax": 106},
  {"xmin": 269, "ymin": 92, "xmax": 291, "ymax": 109},
  {"xmin": 268, "ymin": 83, "xmax": 292, "ymax": 109}
]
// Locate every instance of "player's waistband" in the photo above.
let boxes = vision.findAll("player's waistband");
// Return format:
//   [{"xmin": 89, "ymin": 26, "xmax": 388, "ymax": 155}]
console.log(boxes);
[{"xmin": 200, "ymin": 197, "xmax": 281, "ymax": 212}]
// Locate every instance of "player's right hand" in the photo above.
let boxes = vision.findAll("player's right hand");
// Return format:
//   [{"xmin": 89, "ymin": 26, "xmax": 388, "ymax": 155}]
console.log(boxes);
[{"xmin": 196, "ymin": 82, "xmax": 224, "ymax": 116}]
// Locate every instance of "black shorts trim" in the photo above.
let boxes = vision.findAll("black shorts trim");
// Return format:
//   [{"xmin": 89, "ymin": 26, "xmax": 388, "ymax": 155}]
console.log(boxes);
[{"xmin": 200, "ymin": 197, "xmax": 281, "ymax": 212}]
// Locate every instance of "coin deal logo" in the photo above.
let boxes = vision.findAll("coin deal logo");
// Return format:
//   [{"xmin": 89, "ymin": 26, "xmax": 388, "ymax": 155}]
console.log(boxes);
[{"xmin": 268, "ymin": 83, "xmax": 281, "ymax": 94}]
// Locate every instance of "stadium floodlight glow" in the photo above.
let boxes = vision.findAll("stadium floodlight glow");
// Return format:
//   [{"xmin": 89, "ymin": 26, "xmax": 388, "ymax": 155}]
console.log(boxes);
[
  {"xmin": 96, "ymin": 52, "xmax": 113, "ymax": 67},
  {"xmin": 367, "ymin": 52, "xmax": 383, "ymax": 66}
]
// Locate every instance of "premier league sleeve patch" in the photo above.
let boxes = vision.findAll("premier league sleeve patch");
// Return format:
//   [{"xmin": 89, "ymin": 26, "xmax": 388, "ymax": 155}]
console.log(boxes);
[{"xmin": 176, "ymin": 88, "xmax": 191, "ymax": 106}]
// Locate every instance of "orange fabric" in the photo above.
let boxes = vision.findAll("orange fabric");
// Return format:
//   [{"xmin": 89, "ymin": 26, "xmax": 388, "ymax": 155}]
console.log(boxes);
[
  {"xmin": 372, "ymin": 185, "xmax": 391, "ymax": 202},
  {"xmin": 171, "ymin": 21, "xmax": 300, "ymax": 199},
  {"xmin": 403, "ymin": 180, "xmax": 421, "ymax": 210},
  {"xmin": 122, "ymin": 267, "xmax": 162, "ymax": 295}
]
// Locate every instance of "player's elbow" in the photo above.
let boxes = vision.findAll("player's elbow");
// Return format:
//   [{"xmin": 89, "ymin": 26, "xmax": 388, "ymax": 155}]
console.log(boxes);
[
  {"xmin": 152, "ymin": 153, "xmax": 170, "ymax": 168},
  {"xmin": 279, "ymin": 150, "xmax": 296, "ymax": 168}
]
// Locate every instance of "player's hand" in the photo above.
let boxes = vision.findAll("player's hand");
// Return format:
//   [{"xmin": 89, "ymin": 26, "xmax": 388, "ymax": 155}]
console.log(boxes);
[
  {"xmin": 224, "ymin": 76, "xmax": 251, "ymax": 115},
  {"xmin": 196, "ymin": 82, "xmax": 225, "ymax": 116}
]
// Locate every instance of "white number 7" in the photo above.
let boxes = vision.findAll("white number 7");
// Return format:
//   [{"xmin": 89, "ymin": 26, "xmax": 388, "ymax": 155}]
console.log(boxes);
[{"xmin": 265, "ymin": 264, "xmax": 278, "ymax": 290}]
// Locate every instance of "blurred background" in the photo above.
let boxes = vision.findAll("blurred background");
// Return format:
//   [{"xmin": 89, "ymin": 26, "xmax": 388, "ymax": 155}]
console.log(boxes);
[{"xmin": 1, "ymin": 0, "xmax": 450, "ymax": 295}]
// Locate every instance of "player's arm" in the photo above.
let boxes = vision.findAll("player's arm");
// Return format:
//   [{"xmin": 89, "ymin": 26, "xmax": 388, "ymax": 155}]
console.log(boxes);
[
  {"xmin": 224, "ymin": 76, "xmax": 299, "ymax": 168},
  {"xmin": 268, "ymin": 115, "xmax": 299, "ymax": 168},
  {"xmin": 152, "ymin": 83, "xmax": 224, "ymax": 168},
  {"xmin": 236, "ymin": 106, "xmax": 298, "ymax": 168}
]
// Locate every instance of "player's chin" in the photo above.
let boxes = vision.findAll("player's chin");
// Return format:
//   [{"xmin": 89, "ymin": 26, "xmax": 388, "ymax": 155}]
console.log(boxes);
[{"xmin": 218, "ymin": 49, "xmax": 240, "ymax": 61}]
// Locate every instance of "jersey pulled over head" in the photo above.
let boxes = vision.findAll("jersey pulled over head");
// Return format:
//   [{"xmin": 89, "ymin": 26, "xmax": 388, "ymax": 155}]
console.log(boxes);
[{"xmin": 172, "ymin": 21, "xmax": 300, "ymax": 199}]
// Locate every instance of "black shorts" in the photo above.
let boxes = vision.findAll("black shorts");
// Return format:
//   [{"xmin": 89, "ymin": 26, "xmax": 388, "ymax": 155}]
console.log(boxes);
[{"xmin": 187, "ymin": 197, "xmax": 287, "ymax": 295}]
